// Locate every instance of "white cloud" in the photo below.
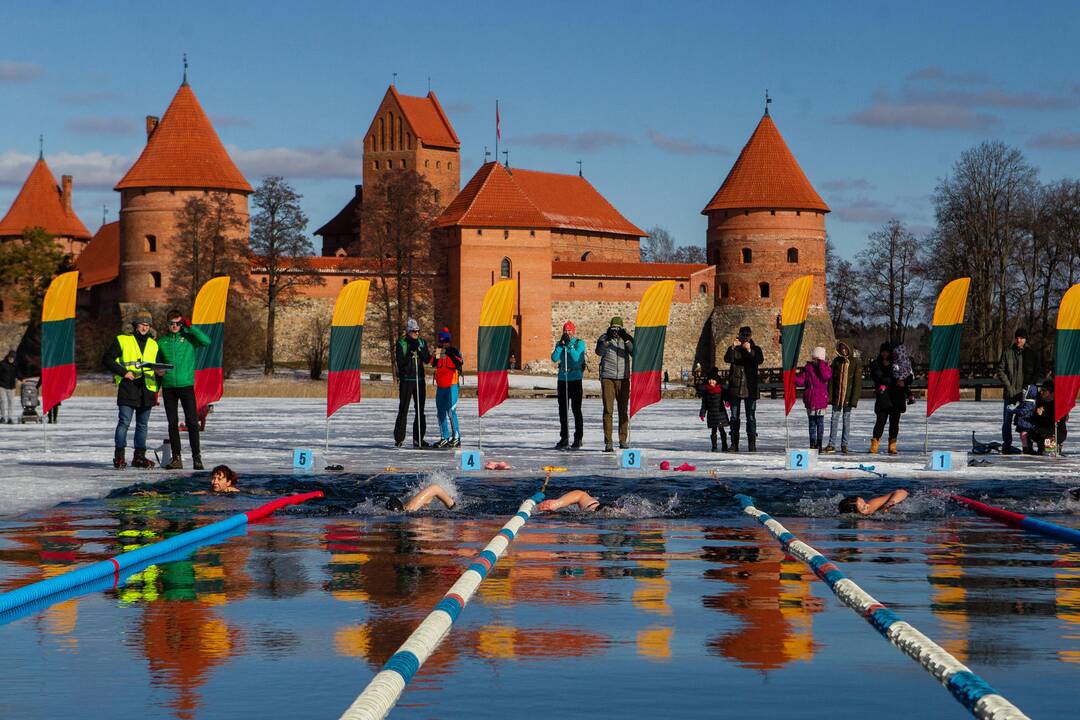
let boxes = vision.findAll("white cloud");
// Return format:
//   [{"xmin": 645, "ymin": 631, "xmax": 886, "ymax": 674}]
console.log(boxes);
[
  {"xmin": 646, "ymin": 130, "xmax": 729, "ymax": 156},
  {"xmin": 66, "ymin": 116, "xmax": 138, "ymax": 135},
  {"xmin": 0, "ymin": 61, "xmax": 42, "ymax": 83},
  {"xmin": 0, "ymin": 149, "xmax": 132, "ymax": 189},
  {"xmin": 228, "ymin": 139, "xmax": 364, "ymax": 180}
]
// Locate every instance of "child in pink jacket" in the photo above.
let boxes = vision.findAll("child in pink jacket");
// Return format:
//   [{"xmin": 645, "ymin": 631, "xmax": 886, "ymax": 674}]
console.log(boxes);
[{"xmin": 795, "ymin": 346, "xmax": 833, "ymax": 450}]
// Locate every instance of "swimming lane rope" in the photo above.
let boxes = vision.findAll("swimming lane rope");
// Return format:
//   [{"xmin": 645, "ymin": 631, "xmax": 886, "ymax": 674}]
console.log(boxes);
[
  {"xmin": 338, "ymin": 490, "xmax": 545, "ymax": 720},
  {"xmin": 951, "ymin": 494, "xmax": 1080, "ymax": 546},
  {"xmin": 735, "ymin": 494, "xmax": 1029, "ymax": 720},
  {"xmin": 0, "ymin": 491, "xmax": 323, "ymax": 615}
]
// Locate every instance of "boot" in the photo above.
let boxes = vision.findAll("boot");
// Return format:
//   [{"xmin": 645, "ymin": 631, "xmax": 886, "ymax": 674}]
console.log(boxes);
[
  {"xmin": 555, "ymin": 438, "xmax": 569, "ymax": 450},
  {"xmin": 131, "ymin": 448, "xmax": 154, "ymax": 469},
  {"xmin": 570, "ymin": 437, "xmax": 582, "ymax": 450},
  {"xmin": 192, "ymin": 455, "xmax": 204, "ymax": 470},
  {"xmin": 164, "ymin": 455, "xmax": 183, "ymax": 470},
  {"xmin": 869, "ymin": 438, "xmax": 880, "ymax": 454},
  {"xmin": 822, "ymin": 445, "xmax": 836, "ymax": 454},
  {"xmin": 711, "ymin": 431, "xmax": 718, "ymax": 452},
  {"xmin": 113, "ymin": 448, "xmax": 127, "ymax": 470},
  {"xmin": 747, "ymin": 438, "xmax": 756, "ymax": 452},
  {"xmin": 888, "ymin": 439, "xmax": 898, "ymax": 455}
]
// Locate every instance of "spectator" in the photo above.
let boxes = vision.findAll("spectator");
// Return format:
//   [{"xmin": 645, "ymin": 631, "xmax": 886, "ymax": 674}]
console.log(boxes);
[
  {"xmin": 0, "ymin": 350, "xmax": 16, "ymax": 424},
  {"xmin": 997, "ymin": 327, "xmax": 1041, "ymax": 451},
  {"xmin": 596, "ymin": 316, "xmax": 634, "ymax": 452},
  {"xmin": 551, "ymin": 320, "xmax": 586, "ymax": 449},
  {"xmin": 794, "ymin": 346, "xmax": 832, "ymax": 450},
  {"xmin": 869, "ymin": 342, "xmax": 913, "ymax": 454},
  {"xmin": 723, "ymin": 326, "xmax": 764, "ymax": 452},
  {"xmin": 698, "ymin": 366, "xmax": 730, "ymax": 452},
  {"xmin": 394, "ymin": 318, "xmax": 431, "ymax": 448},
  {"xmin": 101, "ymin": 311, "xmax": 166, "ymax": 469},
  {"xmin": 824, "ymin": 342, "xmax": 861, "ymax": 454}
]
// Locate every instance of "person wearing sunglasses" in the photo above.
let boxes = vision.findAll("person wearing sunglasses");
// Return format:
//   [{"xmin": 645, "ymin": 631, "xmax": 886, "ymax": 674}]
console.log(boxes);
[{"xmin": 156, "ymin": 308, "xmax": 211, "ymax": 469}]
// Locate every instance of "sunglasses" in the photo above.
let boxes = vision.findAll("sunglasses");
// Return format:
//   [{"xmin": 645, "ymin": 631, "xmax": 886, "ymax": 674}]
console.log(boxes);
[{"xmin": 169, "ymin": 320, "xmax": 182, "ymax": 326}]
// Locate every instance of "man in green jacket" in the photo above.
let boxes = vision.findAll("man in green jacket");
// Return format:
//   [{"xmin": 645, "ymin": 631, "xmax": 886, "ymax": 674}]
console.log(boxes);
[{"xmin": 156, "ymin": 308, "xmax": 210, "ymax": 469}]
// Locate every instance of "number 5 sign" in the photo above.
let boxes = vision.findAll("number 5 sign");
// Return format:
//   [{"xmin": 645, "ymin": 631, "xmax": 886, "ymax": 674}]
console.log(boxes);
[{"xmin": 293, "ymin": 448, "xmax": 315, "ymax": 472}]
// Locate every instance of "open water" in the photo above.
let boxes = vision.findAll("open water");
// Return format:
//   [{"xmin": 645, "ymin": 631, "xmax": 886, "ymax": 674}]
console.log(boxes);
[{"xmin": 1, "ymin": 472, "xmax": 1079, "ymax": 718}]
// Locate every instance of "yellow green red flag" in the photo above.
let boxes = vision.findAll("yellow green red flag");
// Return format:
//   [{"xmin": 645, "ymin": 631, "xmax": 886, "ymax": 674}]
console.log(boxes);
[
  {"xmin": 1055, "ymin": 283, "xmax": 1080, "ymax": 422},
  {"xmin": 927, "ymin": 278, "xmax": 970, "ymax": 417},
  {"xmin": 41, "ymin": 270, "xmax": 79, "ymax": 414},
  {"xmin": 192, "ymin": 276, "xmax": 230, "ymax": 415},
  {"xmin": 780, "ymin": 275, "xmax": 813, "ymax": 416},
  {"xmin": 629, "ymin": 280, "xmax": 675, "ymax": 417},
  {"xmin": 327, "ymin": 279, "xmax": 370, "ymax": 418},
  {"xmin": 477, "ymin": 280, "xmax": 516, "ymax": 417}
]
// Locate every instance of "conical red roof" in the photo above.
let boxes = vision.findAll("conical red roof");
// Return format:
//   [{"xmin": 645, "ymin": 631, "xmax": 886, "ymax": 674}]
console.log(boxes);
[
  {"xmin": 436, "ymin": 162, "xmax": 548, "ymax": 228},
  {"xmin": 0, "ymin": 157, "xmax": 91, "ymax": 239},
  {"xmin": 115, "ymin": 83, "xmax": 252, "ymax": 193},
  {"xmin": 702, "ymin": 113, "xmax": 828, "ymax": 214}
]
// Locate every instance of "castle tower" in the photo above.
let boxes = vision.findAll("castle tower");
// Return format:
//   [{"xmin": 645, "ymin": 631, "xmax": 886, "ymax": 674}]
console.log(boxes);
[
  {"xmin": 114, "ymin": 78, "xmax": 252, "ymax": 304},
  {"xmin": 702, "ymin": 108, "xmax": 834, "ymax": 366}
]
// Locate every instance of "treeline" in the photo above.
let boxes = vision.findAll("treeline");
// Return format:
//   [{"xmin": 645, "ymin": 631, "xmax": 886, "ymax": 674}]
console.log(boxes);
[{"xmin": 829, "ymin": 141, "xmax": 1080, "ymax": 367}]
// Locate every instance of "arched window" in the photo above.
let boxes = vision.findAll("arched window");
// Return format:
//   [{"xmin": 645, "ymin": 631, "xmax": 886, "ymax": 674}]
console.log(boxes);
[
  {"xmin": 581, "ymin": 251, "xmax": 591, "ymax": 261},
  {"xmin": 759, "ymin": 282, "xmax": 770, "ymax": 298},
  {"xmin": 400, "ymin": 159, "xmax": 406, "ymax": 169},
  {"xmin": 149, "ymin": 271, "xmax": 161, "ymax": 289},
  {"xmin": 787, "ymin": 247, "xmax": 799, "ymax": 263},
  {"xmin": 699, "ymin": 283, "xmax": 708, "ymax": 295},
  {"xmin": 342, "ymin": 278, "xmax": 348, "ymax": 286},
  {"xmin": 369, "ymin": 135, "xmax": 376, "ymax": 152},
  {"xmin": 741, "ymin": 248, "xmax": 752, "ymax": 264},
  {"xmin": 387, "ymin": 113, "xmax": 395, "ymax": 150},
  {"xmin": 503, "ymin": 229, "xmax": 509, "ymax": 239},
  {"xmin": 569, "ymin": 281, "xmax": 575, "ymax": 288},
  {"xmin": 500, "ymin": 257, "xmax": 511, "ymax": 279},
  {"xmin": 260, "ymin": 276, "xmax": 267, "ymax": 284},
  {"xmin": 144, "ymin": 235, "xmax": 156, "ymax": 253},
  {"xmin": 598, "ymin": 282, "xmax": 604, "ymax": 289},
  {"xmin": 720, "ymin": 282, "xmax": 730, "ymax": 298},
  {"xmin": 407, "ymin": 132, "xmax": 412, "ymax": 149},
  {"xmin": 397, "ymin": 116, "xmax": 403, "ymax": 150},
  {"xmin": 448, "ymin": 161, "xmax": 453, "ymax": 170},
  {"xmin": 625, "ymin": 282, "xmax": 631, "ymax": 289},
  {"xmin": 379, "ymin": 117, "xmax": 385, "ymax": 151},
  {"xmin": 436, "ymin": 160, "xmax": 441, "ymax": 169},
  {"xmin": 373, "ymin": 160, "xmax": 379, "ymax": 170}
]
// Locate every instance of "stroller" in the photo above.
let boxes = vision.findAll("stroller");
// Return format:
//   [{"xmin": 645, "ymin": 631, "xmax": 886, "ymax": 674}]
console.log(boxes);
[{"xmin": 20, "ymin": 378, "xmax": 42, "ymax": 424}]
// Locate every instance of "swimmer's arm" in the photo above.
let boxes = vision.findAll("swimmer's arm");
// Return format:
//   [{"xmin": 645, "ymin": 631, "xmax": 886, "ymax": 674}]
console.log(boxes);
[
  {"xmin": 881, "ymin": 489, "xmax": 909, "ymax": 511},
  {"xmin": 538, "ymin": 490, "xmax": 595, "ymax": 512},
  {"xmin": 863, "ymin": 489, "xmax": 908, "ymax": 514},
  {"xmin": 404, "ymin": 484, "xmax": 455, "ymax": 511}
]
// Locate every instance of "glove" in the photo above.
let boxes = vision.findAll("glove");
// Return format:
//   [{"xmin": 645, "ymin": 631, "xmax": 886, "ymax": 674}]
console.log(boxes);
[
  {"xmin": 619, "ymin": 328, "xmax": 631, "ymax": 341},
  {"xmin": 181, "ymin": 316, "xmax": 191, "ymax": 329},
  {"xmin": 560, "ymin": 333, "xmax": 570, "ymax": 346},
  {"xmin": 607, "ymin": 327, "xmax": 618, "ymax": 340},
  {"xmin": 699, "ymin": 415, "xmax": 705, "ymax": 422}
]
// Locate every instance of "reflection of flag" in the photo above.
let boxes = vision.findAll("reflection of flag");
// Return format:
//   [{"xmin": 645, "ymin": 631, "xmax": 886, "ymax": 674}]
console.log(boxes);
[
  {"xmin": 192, "ymin": 276, "xmax": 230, "ymax": 415},
  {"xmin": 496, "ymin": 100, "xmax": 501, "ymax": 140},
  {"xmin": 327, "ymin": 279, "xmax": 370, "ymax": 418},
  {"xmin": 1056, "ymin": 283, "xmax": 1080, "ymax": 422},
  {"xmin": 927, "ymin": 278, "xmax": 970, "ymax": 417},
  {"xmin": 629, "ymin": 280, "xmax": 675, "ymax": 417},
  {"xmin": 477, "ymin": 280, "xmax": 516, "ymax": 417},
  {"xmin": 780, "ymin": 275, "xmax": 813, "ymax": 416},
  {"xmin": 41, "ymin": 271, "xmax": 79, "ymax": 414}
]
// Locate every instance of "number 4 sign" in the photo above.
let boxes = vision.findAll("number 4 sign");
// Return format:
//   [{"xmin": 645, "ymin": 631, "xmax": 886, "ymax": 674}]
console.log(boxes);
[{"xmin": 460, "ymin": 450, "xmax": 482, "ymax": 472}]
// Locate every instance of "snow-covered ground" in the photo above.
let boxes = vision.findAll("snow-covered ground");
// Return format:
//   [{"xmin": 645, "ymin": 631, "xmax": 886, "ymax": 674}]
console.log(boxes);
[{"xmin": 1, "ymin": 395, "xmax": 1075, "ymax": 518}]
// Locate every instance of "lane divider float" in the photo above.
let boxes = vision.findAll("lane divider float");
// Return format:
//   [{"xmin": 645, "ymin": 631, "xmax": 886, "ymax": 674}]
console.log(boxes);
[
  {"xmin": 735, "ymin": 494, "xmax": 1029, "ymax": 720},
  {"xmin": 0, "ymin": 491, "xmax": 323, "ymax": 615},
  {"xmin": 951, "ymin": 494, "xmax": 1080, "ymax": 546},
  {"xmin": 338, "ymin": 491, "xmax": 545, "ymax": 720}
]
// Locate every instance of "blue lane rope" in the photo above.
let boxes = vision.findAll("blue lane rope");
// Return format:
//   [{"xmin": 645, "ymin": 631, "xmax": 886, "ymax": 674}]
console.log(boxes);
[
  {"xmin": 734, "ymin": 494, "xmax": 1029, "ymax": 720},
  {"xmin": 338, "ymin": 491, "xmax": 545, "ymax": 720}
]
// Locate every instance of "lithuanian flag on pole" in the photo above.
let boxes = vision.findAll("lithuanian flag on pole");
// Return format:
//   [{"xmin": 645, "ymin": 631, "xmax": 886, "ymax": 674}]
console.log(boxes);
[
  {"xmin": 629, "ymin": 279, "xmax": 675, "ymax": 417},
  {"xmin": 780, "ymin": 275, "xmax": 814, "ymax": 416},
  {"xmin": 1055, "ymin": 283, "xmax": 1080, "ymax": 422},
  {"xmin": 192, "ymin": 276, "xmax": 230, "ymax": 415},
  {"xmin": 477, "ymin": 279, "xmax": 516, "ymax": 417},
  {"xmin": 926, "ymin": 278, "xmax": 970, "ymax": 417},
  {"xmin": 41, "ymin": 270, "xmax": 79, "ymax": 414},
  {"xmin": 327, "ymin": 279, "xmax": 370, "ymax": 418}
]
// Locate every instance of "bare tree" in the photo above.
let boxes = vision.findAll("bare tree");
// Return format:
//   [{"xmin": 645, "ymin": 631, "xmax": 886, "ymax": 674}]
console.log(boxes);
[
  {"xmin": 249, "ymin": 176, "xmax": 325, "ymax": 375},
  {"xmin": 672, "ymin": 244, "xmax": 707, "ymax": 263},
  {"xmin": 856, "ymin": 220, "xmax": 926, "ymax": 345},
  {"xmin": 642, "ymin": 226, "xmax": 677, "ymax": 262},
  {"xmin": 169, "ymin": 192, "xmax": 252, "ymax": 306},
  {"xmin": 302, "ymin": 314, "xmax": 330, "ymax": 380}
]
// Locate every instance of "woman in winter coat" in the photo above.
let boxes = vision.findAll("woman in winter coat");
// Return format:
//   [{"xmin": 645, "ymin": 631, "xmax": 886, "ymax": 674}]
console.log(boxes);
[
  {"xmin": 698, "ymin": 367, "xmax": 730, "ymax": 452},
  {"xmin": 794, "ymin": 347, "xmax": 833, "ymax": 450},
  {"xmin": 869, "ymin": 342, "xmax": 914, "ymax": 454},
  {"xmin": 824, "ymin": 342, "xmax": 861, "ymax": 454}
]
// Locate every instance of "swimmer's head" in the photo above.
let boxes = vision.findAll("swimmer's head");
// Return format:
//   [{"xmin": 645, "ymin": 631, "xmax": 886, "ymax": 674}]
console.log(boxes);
[
  {"xmin": 838, "ymin": 496, "xmax": 863, "ymax": 514},
  {"xmin": 589, "ymin": 501, "xmax": 606, "ymax": 513},
  {"xmin": 210, "ymin": 465, "xmax": 238, "ymax": 493},
  {"xmin": 386, "ymin": 497, "xmax": 405, "ymax": 512}
]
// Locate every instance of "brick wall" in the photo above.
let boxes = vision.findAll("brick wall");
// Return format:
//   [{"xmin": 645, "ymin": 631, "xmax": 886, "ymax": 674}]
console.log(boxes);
[{"xmin": 551, "ymin": 230, "xmax": 640, "ymax": 263}]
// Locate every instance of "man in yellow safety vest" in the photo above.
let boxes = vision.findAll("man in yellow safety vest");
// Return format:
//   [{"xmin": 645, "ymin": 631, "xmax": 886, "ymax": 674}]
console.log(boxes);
[{"xmin": 101, "ymin": 311, "xmax": 166, "ymax": 469}]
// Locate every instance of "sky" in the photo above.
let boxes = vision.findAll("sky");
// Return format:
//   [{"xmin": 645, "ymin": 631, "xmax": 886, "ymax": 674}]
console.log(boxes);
[{"xmin": 2, "ymin": 1, "xmax": 1079, "ymax": 259}]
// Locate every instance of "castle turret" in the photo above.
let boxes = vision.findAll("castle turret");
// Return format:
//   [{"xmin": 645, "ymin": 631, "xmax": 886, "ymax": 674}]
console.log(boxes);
[
  {"xmin": 702, "ymin": 109, "xmax": 834, "ymax": 365},
  {"xmin": 114, "ymin": 78, "xmax": 251, "ymax": 304}
]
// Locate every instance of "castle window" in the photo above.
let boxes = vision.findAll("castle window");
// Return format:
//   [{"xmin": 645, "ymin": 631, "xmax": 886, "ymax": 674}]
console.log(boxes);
[
  {"xmin": 503, "ymin": 229, "xmax": 510, "ymax": 239},
  {"xmin": 679, "ymin": 283, "xmax": 685, "ymax": 290},
  {"xmin": 0, "ymin": 298, "xmax": 4, "ymax": 314},
  {"xmin": 744, "ymin": 210, "xmax": 749, "ymax": 216},
  {"xmin": 436, "ymin": 160, "xmax": 441, "ymax": 169},
  {"xmin": 477, "ymin": 229, "xmax": 483, "ymax": 236},
  {"xmin": 770, "ymin": 210, "xmax": 776, "ymax": 216},
  {"xmin": 342, "ymin": 278, "xmax": 348, "ymax": 286},
  {"xmin": 425, "ymin": 159, "xmax": 429, "ymax": 168},
  {"xmin": 144, "ymin": 235, "xmax": 156, "ymax": 253},
  {"xmin": 500, "ymin": 257, "xmax": 511, "ymax": 279},
  {"xmin": 149, "ymin": 271, "xmax": 161, "ymax": 289},
  {"xmin": 530, "ymin": 230, "xmax": 535, "ymax": 237},
  {"xmin": 741, "ymin": 248, "xmax": 752, "ymax": 264},
  {"xmin": 796, "ymin": 211, "xmax": 802, "ymax": 216},
  {"xmin": 448, "ymin": 162, "xmax": 453, "ymax": 170},
  {"xmin": 397, "ymin": 116, "xmax": 403, "ymax": 150},
  {"xmin": 400, "ymin": 159, "xmax": 406, "ymax": 169},
  {"xmin": 787, "ymin": 248, "xmax": 799, "ymax": 263},
  {"xmin": 369, "ymin": 135, "xmax": 375, "ymax": 152},
  {"xmin": 720, "ymin": 282, "xmax": 730, "ymax": 298},
  {"xmin": 570, "ymin": 281, "xmax": 575, "ymax": 288},
  {"xmin": 387, "ymin": 113, "xmax": 395, "ymax": 150},
  {"xmin": 581, "ymin": 251, "xmax": 591, "ymax": 261},
  {"xmin": 407, "ymin": 133, "xmax": 412, "ymax": 149},
  {"xmin": 261, "ymin": 276, "xmax": 267, "ymax": 284},
  {"xmin": 373, "ymin": 160, "xmax": 379, "ymax": 170},
  {"xmin": 625, "ymin": 282, "xmax": 631, "ymax": 289},
  {"xmin": 699, "ymin": 283, "xmax": 708, "ymax": 295},
  {"xmin": 759, "ymin": 282, "xmax": 770, "ymax": 298},
  {"xmin": 379, "ymin": 117, "xmax": 385, "ymax": 151}
]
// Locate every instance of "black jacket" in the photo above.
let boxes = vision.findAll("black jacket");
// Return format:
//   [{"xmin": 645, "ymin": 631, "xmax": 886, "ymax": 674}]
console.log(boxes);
[
  {"xmin": 723, "ymin": 342, "xmax": 765, "ymax": 400},
  {"xmin": 395, "ymin": 336, "xmax": 431, "ymax": 382},
  {"xmin": 101, "ymin": 334, "xmax": 158, "ymax": 409},
  {"xmin": 870, "ymin": 357, "xmax": 913, "ymax": 415},
  {"xmin": 698, "ymin": 383, "xmax": 730, "ymax": 428},
  {"xmin": 0, "ymin": 359, "xmax": 16, "ymax": 389}
]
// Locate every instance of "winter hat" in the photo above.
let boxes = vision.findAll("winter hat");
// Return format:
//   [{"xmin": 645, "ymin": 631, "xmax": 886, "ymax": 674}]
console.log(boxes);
[
  {"xmin": 131, "ymin": 311, "xmax": 153, "ymax": 327},
  {"xmin": 563, "ymin": 320, "xmax": 576, "ymax": 334},
  {"xmin": 438, "ymin": 327, "xmax": 451, "ymax": 343},
  {"xmin": 1015, "ymin": 327, "xmax": 1028, "ymax": 339},
  {"xmin": 738, "ymin": 326, "xmax": 753, "ymax": 339},
  {"xmin": 812, "ymin": 346, "xmax": 827, "ymax": 361},
  {"xmin": 707, "ymin": 366, "xmax": 722, "ymax": 382},
  {"xmin": 837, "ymin": 341, "xmax": 850, "ymax": 356},
  {"xmin": 879, "ymin": 341, "xmax": 892, "ymax": 353},
  {"xmin": 406, "ymin": 318, "xmax": 419, "ymax": 333},
  {"xmin": 609, "ymin": 316, "xmax": 623, "ymax": 327}
]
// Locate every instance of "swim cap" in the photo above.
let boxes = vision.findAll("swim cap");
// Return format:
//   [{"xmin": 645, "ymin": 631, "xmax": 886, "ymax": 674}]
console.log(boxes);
[{"xmin": 386, "ymin": 497, "xmax": 405, "ymax": 512}]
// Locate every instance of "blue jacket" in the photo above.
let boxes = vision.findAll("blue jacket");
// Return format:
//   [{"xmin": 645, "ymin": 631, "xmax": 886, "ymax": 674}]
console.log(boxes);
[{"xmin": 551, "ymin": 338, "xmax": 586, "ymax": 381}]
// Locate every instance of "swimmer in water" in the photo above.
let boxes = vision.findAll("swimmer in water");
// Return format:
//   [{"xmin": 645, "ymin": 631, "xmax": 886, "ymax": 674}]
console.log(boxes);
[
  {"xmin": 536, "ymin": 490, "xmax": 604, "ymax": 513},
  {"xmin": 838, "ymin": 488, "xmax": 908, "ymax": 515},
  {"xmin": 209, "ymin": 465, "xmax": 239, "ymax": 494},
  {"xmin": 386, "ymin": 483, "xmax": 456, "ymax": 512}
]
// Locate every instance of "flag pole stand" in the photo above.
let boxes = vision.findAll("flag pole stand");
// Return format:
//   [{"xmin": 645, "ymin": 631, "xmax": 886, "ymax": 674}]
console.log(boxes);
[
  {"xmin": 42, "ymin": 411, "xmax": 48, "ymax": 452},
  {"xmin": 784, "ymin": 409, "xmax": 789, "ymax": 451},
  {"xmin": 478, "ymin": 413, "xmax": 483, "ymax": 453},
  {"xmin": 325, "ymin": 416, "xmax": 330, "ymax": 460},
  {"xmin": 923, "ymin": 414, "xmax": 929, "ymax": 456}
]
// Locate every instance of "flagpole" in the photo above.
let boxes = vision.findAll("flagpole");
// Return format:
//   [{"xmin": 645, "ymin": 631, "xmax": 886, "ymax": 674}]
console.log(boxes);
[
  {"xmin": 494, "ymin": 100, "xmax": 499, "ymax": 164},
  {"xmin": 325, "ymin": 416, "xmax": 330, "ymax": 461}
]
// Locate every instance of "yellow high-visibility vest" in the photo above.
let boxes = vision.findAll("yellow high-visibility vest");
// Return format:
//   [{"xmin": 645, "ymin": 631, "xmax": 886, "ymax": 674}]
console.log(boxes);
[{"xmin": 114, "ymin": 334, "xmax": 160, "ymax": 392}]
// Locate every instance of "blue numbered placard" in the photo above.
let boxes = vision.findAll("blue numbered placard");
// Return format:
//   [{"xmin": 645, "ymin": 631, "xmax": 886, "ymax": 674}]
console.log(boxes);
[
  {"xmin": 460, "ymin": 450, "xmax": 482, "ymax": 472},
  {"xmin": 293, "ymin": 448, "xmax": 315, "ymax": 471},
  {"xmin": 786, "ymin": 449, "xmax": 816, "ymax": 471},
  {"xmin": 620, "ymin": 448, "xmax": 643, "ymax": 469},
  {"xmin": 927, "ymin": 450, "xmax": 966, "ymax": 471}
]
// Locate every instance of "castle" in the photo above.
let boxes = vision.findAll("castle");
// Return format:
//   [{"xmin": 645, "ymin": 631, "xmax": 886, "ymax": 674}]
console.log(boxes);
[{"xmin": 2, "ymin": 74, "xmax": 835, "ymax": 373}]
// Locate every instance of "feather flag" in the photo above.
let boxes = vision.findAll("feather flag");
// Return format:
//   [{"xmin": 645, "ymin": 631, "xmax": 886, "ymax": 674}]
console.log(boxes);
[
  {"xmin": 927, "ymin": 278, "xmax": 971, "ymax": 417},
  {"xmin": 780, "ymin": 275, "xmax": 814, "ymax": 416},
  {"xmin": 192, "ymin": 276, "xmax": 230, "ymax": 415},
  {"xmin": 629, "ymin": 280, "xmax": 676, "ymax": 417},
  {"xmin": 1055, "ymin": 283, "xmax": 1080, "ymax": 422},
  {"xmin": 477, "ymin": 279, "xmax": 516, "ymax": 417},
  {"xmin": 40, "ymin": 270, "xmax": 79, "ymax": 414},
  {"xmin": 327, "ymin": 279, "xmax": 370, "ymax": 418}
]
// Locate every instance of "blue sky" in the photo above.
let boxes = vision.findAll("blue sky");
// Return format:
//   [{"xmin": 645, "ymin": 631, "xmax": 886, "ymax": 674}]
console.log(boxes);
[{"xmin": 2, "ymin": 1, "xmax": 1078, "ymax": 258}]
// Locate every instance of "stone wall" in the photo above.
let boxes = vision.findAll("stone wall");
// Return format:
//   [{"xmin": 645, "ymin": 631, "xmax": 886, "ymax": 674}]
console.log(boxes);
[{"xmin": 708, "ymin": 304, "xmax": 836, "ymax": 369}]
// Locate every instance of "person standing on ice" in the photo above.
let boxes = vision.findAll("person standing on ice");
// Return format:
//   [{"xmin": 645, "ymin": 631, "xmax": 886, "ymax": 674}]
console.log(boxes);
[
  {"xmin": 824, "ymin": 342, "xmax": 861, "ymax": 454},
  {"xmin": 552, "ymin": 320, "xmax": 586, "ymax": 449},
  {"xmin": 698, "ymin": 366, "xmax": 730, "ymax": 452},
  {"xmin": 101, "ymin": 311, "xmax": 166, "ymax": 469},
  {"xmin": 596, "ymin": 316, "xmax": 634, "ymax": 452},
  {"xmin": 997, "ymin": 327, "xmax": 1041, "ymax": 452},
  {"xmin": 156, "ymin": 309, "xmax": 210, "ymax": 470},
  {"xmin": 394, "ymin": 318, "xmax": 431, "ymax": 448},
  {"xmin": 869, "ymin": 342, "xmax": 912, "ymax": 455},
  {"xmin": 724, "ymin": 326, "xmax": 764, "ymax": 452},
  {"xmin": 0, "ymin": 350, "xmax": 16, "ymax": 424},
  {"xmin": 794, "ymin": 346, "xmax": 833, "ymax": 451},
  {"xmin": 430, "ymin": 327, "xmax": 463, "ymax": 448}
]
